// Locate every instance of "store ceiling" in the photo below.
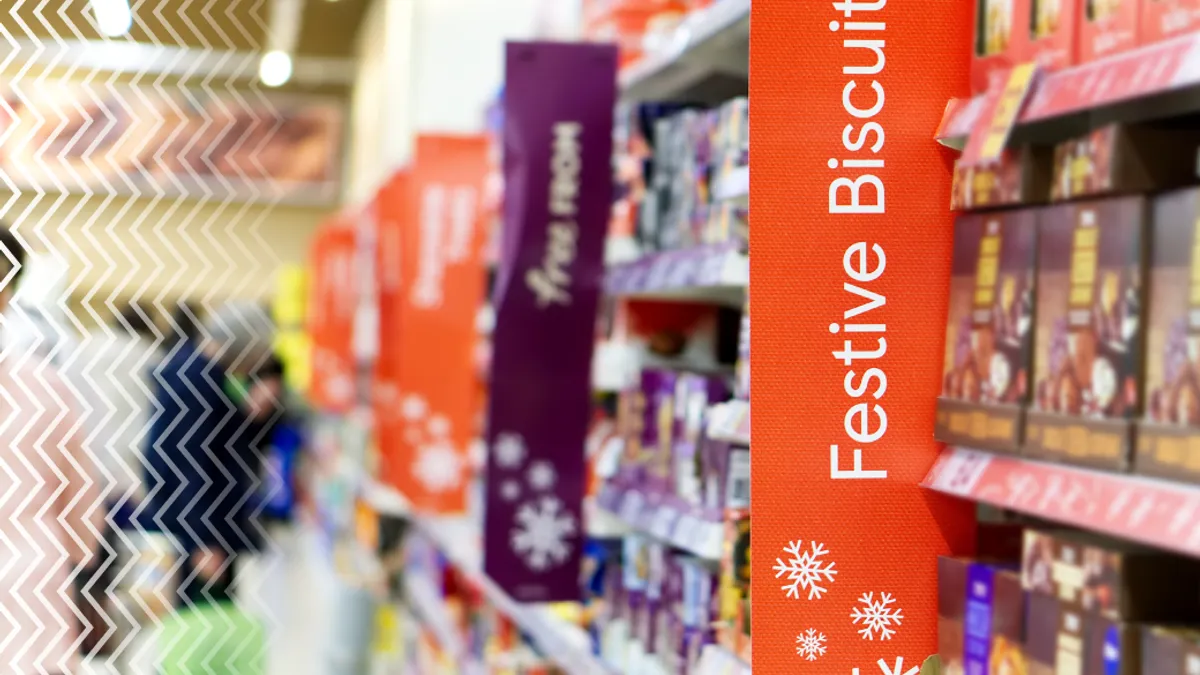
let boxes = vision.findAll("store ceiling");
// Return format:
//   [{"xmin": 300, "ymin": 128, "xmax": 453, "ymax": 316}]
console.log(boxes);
[{"xmin": 3, "ymin": 0, "xmax": 370, "ymax": 57}]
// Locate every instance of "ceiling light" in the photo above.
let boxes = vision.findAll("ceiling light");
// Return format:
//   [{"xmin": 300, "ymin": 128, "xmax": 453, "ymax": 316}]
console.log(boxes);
[
  {"xmin": 259, "ymin": 50, "xmax": 294, "ymax": 87},
  {"xmin": 91, "ymin": 0, "xmax": 133, "ymax": 37}
]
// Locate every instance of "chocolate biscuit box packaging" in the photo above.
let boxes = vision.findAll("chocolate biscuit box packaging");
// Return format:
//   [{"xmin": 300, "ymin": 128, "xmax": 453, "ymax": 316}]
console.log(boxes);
[
  {"xmin": 1142, "ymin": 627, "xmax": 1200, "ymax": 675},
  {"xmin": 1026, "ymin": 197, "xmax": 1147, "ymax": 470},
  {"xmin": 938, "ymin": 557, "xmax": 1027, "ymax": 675},
  {"xmin": 936, "ymin": 210, "xmax": 1038, "ymax": 453},
  {"xmin": 1138, "ymin": 188, "xmax": 1200, "ymax": 485},
  {"xmin": 1021, "ymin": 530, "xmax": 1200, "ymax": 622},
  {"xmin": 1025, "ymin": 591, "xmax": 1141, "ymax": 675}
]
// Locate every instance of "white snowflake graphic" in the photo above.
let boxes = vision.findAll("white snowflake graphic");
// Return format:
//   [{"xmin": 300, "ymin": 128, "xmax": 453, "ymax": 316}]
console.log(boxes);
[
  {"xmin": 773, "ymin": 540, "xmax": 838, "ymax": 600},
  {"xmin": 501, "ymin": 480, "xmax": 522, "ymax": 503},
  {"xmin": 428, "ymin": 415, "xmax": 451, "ymax": 437},
  {"xmin": 494, "ymin": 432, "xmax": 527, "ymax": 469},
  {"xmin": 795, "ymin": 629, "xmax": 827, "ymax": 661},
  {"xmin": 852, "ymin": 657, "xmax": 919, "ymax": 675},
  {"xmin": 527, "ymin": 460, "xmax": 556, "ymax": 491},
  {"xmin": 413, "ymin": 442, "xmax": 463, "ymax": 493},
  {"xmin": 850, "ymin": 592, "xmax": 904, "ymax": 641},
  {"xmin": 402, "ymin": 394, "xmax": 429, "ymax": 421},
  {"xmin": 511, "ymin": 496, "xmax": 577, "ymax": 571}
]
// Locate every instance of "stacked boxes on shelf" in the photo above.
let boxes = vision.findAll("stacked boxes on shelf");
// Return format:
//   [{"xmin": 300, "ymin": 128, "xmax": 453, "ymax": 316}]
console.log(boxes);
[
  {"xmin": 970, "ymin": 0, "xmax": 1200, "ymax": 96},
  {"xmin": 614, "ymin": 99, "xmax": 748, "ymax": 257},
  {"xmin": 935, "ymin": 118, "xmax": 1200, "ymax": 489},
  {"xmin": 939, "ymin": 527, "xmax": 1200, "ymax": 674}
]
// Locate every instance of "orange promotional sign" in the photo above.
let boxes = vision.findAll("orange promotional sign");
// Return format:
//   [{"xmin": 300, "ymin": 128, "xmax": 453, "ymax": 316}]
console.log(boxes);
[
  {"xmin": 751, "ymin": 2, "xmax": 976, "ymax": 673},
  {"xmin": 375, "ymin": 135, "xmax": 490, "ymax": 513},
  {"xmin": 307, "ymin": 216, "xmax": 358, "ymax": 413}
]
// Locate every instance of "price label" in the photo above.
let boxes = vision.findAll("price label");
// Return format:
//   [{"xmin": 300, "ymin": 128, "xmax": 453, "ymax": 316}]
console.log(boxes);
[
  {"xmin": 700, "ymin": 521, "xmax": 725, "ymax": 561},
  {"xmin": 673, "ymin": 514, "xmax": 700, "ymax": 551},
  {"xmin": 928, "ymin": 448, "xmax": 993, "ymax": 496},
  {"xmin": 650, "ymin": 506, "xmax": 678, "ymax": 539}
]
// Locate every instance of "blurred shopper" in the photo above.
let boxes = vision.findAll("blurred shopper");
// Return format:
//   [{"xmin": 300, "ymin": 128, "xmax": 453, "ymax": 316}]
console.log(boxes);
[
  {"xmin": 66, "ymin": 303, "xmax": 160, "ymax": 658},
  {"xmin": 141, "ymin": 300, "xmax": 275, "ymax": 607},
  {"xmin": 0, "ymin": 226, "xmax": 103, "ymax": 674}
]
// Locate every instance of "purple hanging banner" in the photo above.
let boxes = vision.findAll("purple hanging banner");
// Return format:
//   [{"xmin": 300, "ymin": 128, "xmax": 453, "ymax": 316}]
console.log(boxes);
[{"xmin": 482, "ymin": 41, "xmax": 617, "ymax": 602}]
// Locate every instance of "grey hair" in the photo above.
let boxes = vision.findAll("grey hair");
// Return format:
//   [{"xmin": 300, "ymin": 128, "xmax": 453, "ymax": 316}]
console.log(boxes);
[{"xmin": 204, "ymin": 300, "xmax": 275, "ymax": 372}]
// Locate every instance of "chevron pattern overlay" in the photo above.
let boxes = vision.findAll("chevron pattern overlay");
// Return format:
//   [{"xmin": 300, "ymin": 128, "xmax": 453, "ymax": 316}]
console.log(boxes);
[{"xmin": 0, "ymin": 1, "xmax": 288, "ymax": 673}]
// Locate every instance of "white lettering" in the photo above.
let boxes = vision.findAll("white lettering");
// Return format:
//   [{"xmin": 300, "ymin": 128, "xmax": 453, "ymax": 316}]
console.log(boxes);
[{"xmin": 529, "ymin": 122, "xmax": 584, "ymax": 308}]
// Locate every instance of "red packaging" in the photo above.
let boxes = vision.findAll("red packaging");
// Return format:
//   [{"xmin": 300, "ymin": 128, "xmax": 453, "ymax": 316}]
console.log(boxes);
[
  {"xmin": 1022, "ymin": 0, "xmax": 1081, "ymax": 71},
  {"xmin": 1140, "ymin": 0, "xmax": 1200, "ymax": 45},
  {"xmin": 1079, "ymin": 0, "xmax": 1141, "ymax": 63},
  {"xmin": 973, "ymin": 0, "xmax": 1031, "ymax": 93}
]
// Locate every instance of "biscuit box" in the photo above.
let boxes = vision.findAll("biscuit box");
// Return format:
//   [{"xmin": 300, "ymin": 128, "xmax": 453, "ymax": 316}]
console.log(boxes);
[
  {"xmin": 1026, "ymin": 197, "xmax": 1147, "ymax": 470},
  {"xmin": 1022, "ymin": 0, "xmax": 1080, "ymax": 71},
  {"xmin": 1078, "ymin": 0, "xmax": 1140, "ymax": 63},
  {"xmin": 936, "ymin": 210, "xmax": 1038, "ymax": 453},
  {"xmin": 939, "ymin": 558, "xmax": 1027, "ymax": 675},
  {"xmin": 1025, "ymin": 590, "xmax": 1141, "ymax": 675},
  {"xmin": 950, "ymin": 145, "xmax": 1053, "ymax": 211},
  {"xmin": 1141, "ymin": 0, "xmax": 1200, "ymax": 45},
  {"xmin": 1021, "ymin": 530, "xmax": 1200, "ymax": 622},
  {"xmin": 1050, "ymin": 124, "xmax": 1200, "ymax": 202},
  {"xmin": 973, "ymin": 0, "xmax": 1033, "ymax": 94},
  {"xmin": 1137, "ymin": 188, "xmax": 1200, "ymax": 486},
  {"xmin": 1142, "ymin": 627, "xmax": 1200, "ymax": 675}
]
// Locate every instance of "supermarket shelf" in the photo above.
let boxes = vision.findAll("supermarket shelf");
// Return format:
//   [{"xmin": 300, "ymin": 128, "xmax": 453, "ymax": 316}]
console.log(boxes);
[
  {"xmin": 360, "ymin": 480, "xmax": 615, "ymax": 675},
  {"xmin": 922, "ymin": 447, "xmax": 1200, "ymax": 558},
  {"xmin": 404, "ymin": 573, "xmax": 473, "ymax": 665},
  {"xmin": 711, "ymin": 166, "xmax": 748, "ymax": 204},
  {"xmin": 605, "ymin": 244, "xmax": 747, "ymax": 306},
  {"xmin": 596, "ymin": 482, "xmax": 723, "ymax": 562},
  {"xmin": 619, "ymin": 0, "xmax": 750, "ymax": 104},
  {"xmin": 706, "ymin": 399, "xmax": 749, "ymax": 445},
  {"xmin": 938, "ymin": 33, "xmax": 1200, "ymax": 147},
  {"xmin": 696, "ymin": 645, "xmax": 752, "ymax": 675}
]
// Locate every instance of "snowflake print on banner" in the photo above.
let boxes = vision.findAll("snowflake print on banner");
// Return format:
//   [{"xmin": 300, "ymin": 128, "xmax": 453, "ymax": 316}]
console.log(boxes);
[
  {"xmin": 773, "ymin": 539, "xmax": 837, "ymax": 600},
  {"xmin": 500, "ymin": 479, "xmax": 522, "ymax": 503},
  {"xmin": 408, "ymin": 403, "xmax": 463, "ymax": 493},
  {"xmin": 511, "ymin": 495, "xmax": 577, "ymax": 571},
  {"xmin": 402, "ymin": 394, "xmax": 429, "ymax": 421},
  {"xmin": 494, "ymin": 432, "xmax": 527, "ymax": 469},
  {"xmin": 852, "ymin": 657, "xmax": 919, "ymax": 675},
  {"xmin": 795, "ymin": 629, "xmax": 827, "ymax": 662},
  {"xmin": 527, "ymin": 460, "xmax": 556, "ymax": 491},
  {"xmin": 850, "ymin": 592, "xmax": 904, "ymax": 640}
]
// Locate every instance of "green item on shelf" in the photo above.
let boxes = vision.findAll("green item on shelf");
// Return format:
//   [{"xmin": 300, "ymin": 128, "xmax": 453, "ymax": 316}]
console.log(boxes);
[
  {"xmin": 921, "ymin": 654, "xmax": 942, "ymax": 675},
  {"xmin": 155, "ymin": 602, "xmax": 267, "ymax": 675}
]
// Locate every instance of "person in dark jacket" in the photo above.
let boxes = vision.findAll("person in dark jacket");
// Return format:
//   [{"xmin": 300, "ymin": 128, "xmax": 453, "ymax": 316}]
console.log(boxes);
[{"xmin": 140, "ymin": 300, "xmax": 275, "ymax": 607}]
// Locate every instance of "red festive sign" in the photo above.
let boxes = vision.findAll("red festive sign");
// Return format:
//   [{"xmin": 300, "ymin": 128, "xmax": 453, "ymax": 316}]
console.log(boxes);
[
  {"xmin": 307, "ymin": 216, "xmax": 358, "ymax": 413},
  {"xmin": 751, "ymin": 1, "xmax": 977, "ymax": 672},
  {"xmin": 375, "ymin": 135, "xmax": 490, "ymax": 514}
]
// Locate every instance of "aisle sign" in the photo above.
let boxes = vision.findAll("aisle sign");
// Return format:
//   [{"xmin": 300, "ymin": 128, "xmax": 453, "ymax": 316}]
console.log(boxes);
[
  {"xmin": 751, "ymin": 2, "xmax": 977, "ymax": 673},
  {"xmin": 481, "ymin": 41, "xmax": 617, "ymax": 602},
  {"xmin": 307, "ymin": 217, "xmax": 358, "ymax": 413},
  {"xmin": 375, "ymin": 136, "xmax": 490, "ymax": 514}
]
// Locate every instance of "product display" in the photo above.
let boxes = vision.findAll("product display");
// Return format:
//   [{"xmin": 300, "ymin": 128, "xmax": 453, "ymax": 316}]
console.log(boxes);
[
  {"xmin": 1026, "ymin": 197, "xmax": 1146, "ymax": 470},
  {"xmin": 936, "ymin": 210, "xmax": 1038, "ymax": 453},
  {"xmin": 1049, "ymin": 125, "xmax": 1200, "ymax": 202},
  {"xmin": 1142, "ymin": 627, "xmax": 1200, "ymax": 674}
]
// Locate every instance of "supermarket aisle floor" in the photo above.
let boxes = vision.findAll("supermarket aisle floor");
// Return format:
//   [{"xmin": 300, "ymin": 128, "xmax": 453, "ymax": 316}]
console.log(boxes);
[{"xmin": 81, "ymin": 525, "xmax": 341, "ymax": 675}]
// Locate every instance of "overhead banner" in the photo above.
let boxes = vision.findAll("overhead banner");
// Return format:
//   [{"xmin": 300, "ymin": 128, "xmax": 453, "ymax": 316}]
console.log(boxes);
[
  {"xmin": 482, "ymin": 41, "xmax": 617, "ymax": 603},
  {"xmin": 307, "ymin": 218, "xmax": 358, "ymax": 413},
  {"xmin": 751, "ymin": 2, "xmax": 977, "ymax": 673},
  {"xmin": 376, "ymin": 136, "xmax": 490, "ymax": 513}
]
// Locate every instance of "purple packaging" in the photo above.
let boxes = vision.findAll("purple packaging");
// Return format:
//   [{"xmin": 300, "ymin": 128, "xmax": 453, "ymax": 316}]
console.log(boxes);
[
  {"xmin": 639, "ymin": 542, "xmax": 667, "ymax": 650},
  {"xmin": 673, "ymin": 373, "xmax": 732, "ymax": 506},
  {"xmin": 482, "ymin": 41, "xmax": 617, "ymax": 603},
  {"xmin": 641, "ymin": 369, "xmax": 679, "ymax": 493},
  {"xmin": 623, "ymin": 535, "xmax": 650, "ymax": 640},
  {"xmin": 658, "ymin": 554, "xmax": 685, "ymax": 671},
  {"xmin": 702, "ymin": 437, "xmax": 751, "ymax": 513}
]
